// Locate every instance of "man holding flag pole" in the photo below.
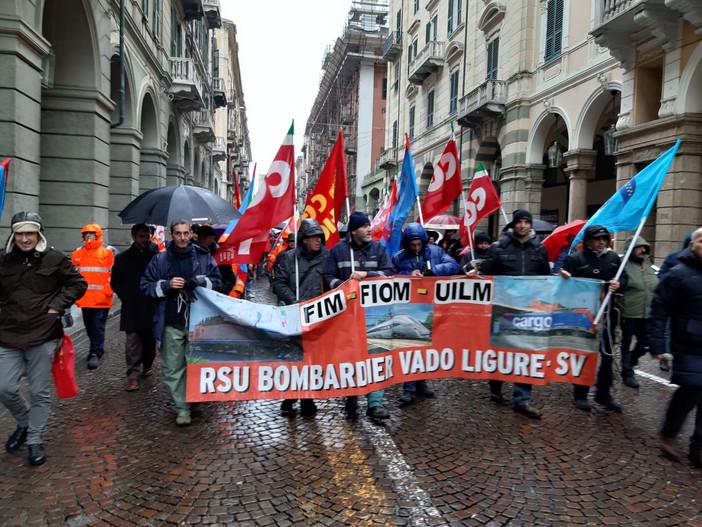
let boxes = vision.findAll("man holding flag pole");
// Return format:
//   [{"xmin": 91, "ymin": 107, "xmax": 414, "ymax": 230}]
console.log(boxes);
[{"xmin": 560, "ymin": 139, "xmax": 681, "ymax": 412}]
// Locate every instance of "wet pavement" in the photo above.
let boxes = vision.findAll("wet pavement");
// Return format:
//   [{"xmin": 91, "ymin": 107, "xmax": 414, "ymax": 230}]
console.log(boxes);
[{"xmin": 0, "ymin": 277, "xmax": 700, "ymax": 526}]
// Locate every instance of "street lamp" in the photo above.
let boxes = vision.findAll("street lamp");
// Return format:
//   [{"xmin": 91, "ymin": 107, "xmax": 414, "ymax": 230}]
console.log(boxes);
[
  {"xmin": 603, "ymin": 90, "xmax": 618, "ymax": 156},
  {"xmin": 547, "ymin": 114, "xmax": 562, "ymax": 168}
]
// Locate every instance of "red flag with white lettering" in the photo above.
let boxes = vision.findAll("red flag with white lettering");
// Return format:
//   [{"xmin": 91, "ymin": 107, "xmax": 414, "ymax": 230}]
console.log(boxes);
[
  {"xmin": 302, "ymin": 130, "xmax": 347, "ymax": 248},
  {"xmin": 459, "ymin": 162, "xmax": 501, "ymax": 247},
  {"xmin": 421, "ymin": 134, "xmax": 461, "ymax": 220},
  {"xmin": 371, "ymin": 179, "xmax": 398, "ymax": 242},
  {"xmin": 219, "ymin": 123, "xmax": 295, "ymax": 264}
]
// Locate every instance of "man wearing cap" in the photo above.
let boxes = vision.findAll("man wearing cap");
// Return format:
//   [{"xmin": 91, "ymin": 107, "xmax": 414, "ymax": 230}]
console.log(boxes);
[
  {"xmin": 322, "ymin": 211, "xmax": 394, "ymax": 420},
  {"xmin": 0, "ymin": 212, "xmax": 87, "ymax": 466},
  {"xmin": 560, "ymin": 225, "xmax": 626, "ymax": 412},
  {"xmin": 468, "ymin": 209, "xmax": 551, "ymax": 419},
  {"xmin": 71, "ymin": 223, "xmax": 116, "ymax": 370}
]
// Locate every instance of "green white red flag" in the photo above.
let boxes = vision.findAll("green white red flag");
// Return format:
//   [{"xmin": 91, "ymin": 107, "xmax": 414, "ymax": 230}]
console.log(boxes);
[{"xmin": 459, "ymin": 162, "xmax": 501, "ymax": 247}]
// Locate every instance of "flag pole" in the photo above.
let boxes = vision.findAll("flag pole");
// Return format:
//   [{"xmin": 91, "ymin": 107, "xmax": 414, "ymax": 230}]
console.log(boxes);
[
  {"xmin": 593, "ymin": 216, "xmax": 646, "ymax": 324},
  {"xmin": 460, "ymin": 190, "xmax": 475, "ymax": 262},
  {"xmin": 291, "ymin": 121, "xmax": 300, "ymax": 302}
]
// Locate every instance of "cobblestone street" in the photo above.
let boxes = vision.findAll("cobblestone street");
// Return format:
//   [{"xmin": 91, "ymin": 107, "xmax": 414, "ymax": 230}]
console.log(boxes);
[{"xmin": 0, "ymin": 277, "xmax": 700, "ymax": 526}]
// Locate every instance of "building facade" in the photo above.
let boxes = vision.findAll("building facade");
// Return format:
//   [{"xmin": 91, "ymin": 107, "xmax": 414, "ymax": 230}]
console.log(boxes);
[
  {"xmin": 303, "ymin": 0, "xmax": 389, "ymax": 216},
  {"xmin": 373, "ymin": 0, "xmax": 702, "ymax": 260},
  {"xmin": 0, "ymin": 0, "xmax": 250, "ymax": 251}
]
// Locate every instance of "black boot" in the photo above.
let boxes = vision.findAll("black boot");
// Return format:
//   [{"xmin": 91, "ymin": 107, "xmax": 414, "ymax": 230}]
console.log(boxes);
[
  {"xmin": 5, "ymin": 426, "xmax": 28, "ymax": 453},
  {"xmin": 27, "ymin": 444, "xmax": 46, "ymax": 466}
]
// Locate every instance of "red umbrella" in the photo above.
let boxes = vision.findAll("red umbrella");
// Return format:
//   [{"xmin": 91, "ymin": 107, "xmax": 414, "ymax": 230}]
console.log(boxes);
[
  {"xmin": 542, "ymin": 219, "xmax": 586, "ymax": 262},
  {"xmin": 424, "ymin": 213, "xmax": 460, "ymax": 230}
]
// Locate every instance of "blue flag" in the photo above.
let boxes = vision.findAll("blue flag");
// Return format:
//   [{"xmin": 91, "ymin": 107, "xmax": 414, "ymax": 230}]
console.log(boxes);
[
  {"xmin": 382, "ymin": 135, "xmax": 419, "ymax": 256},
  {"xmin": 0, "ymin": 158, "xmax": 9, "ymax": 217},
  {"xmin": 571, "ymin": 139, "xmax": 680, "ymax": 250}
]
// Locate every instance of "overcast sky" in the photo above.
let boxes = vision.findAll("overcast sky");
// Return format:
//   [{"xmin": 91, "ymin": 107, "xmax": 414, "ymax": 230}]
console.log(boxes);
[{"xmin": 220, "ymin": 2, "xmax": 353, "ymax": 181}]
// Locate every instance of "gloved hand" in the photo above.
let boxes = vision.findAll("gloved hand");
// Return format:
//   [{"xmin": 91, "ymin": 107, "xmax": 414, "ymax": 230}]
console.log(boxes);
[
  {"xmin": 424, "ymin": 269, "xmax": 435, "ymax": 277},
  {"xmin": 184, "ymin": 278, "xmax": 198, "ymax": 290}
]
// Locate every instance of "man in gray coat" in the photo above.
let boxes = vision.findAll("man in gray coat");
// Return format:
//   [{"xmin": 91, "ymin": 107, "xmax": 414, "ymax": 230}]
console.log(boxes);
[
  {"xmin": 0, "ymin": 212, "xmax": 87, "ymax": 466},
  {"xmin": 272, "ymin": 219, "xmax": 328, "ymax": 417}
]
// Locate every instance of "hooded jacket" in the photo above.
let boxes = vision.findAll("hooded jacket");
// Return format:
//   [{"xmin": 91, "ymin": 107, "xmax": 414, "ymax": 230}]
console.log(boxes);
[
  {"xmin": 391, "ymin": 223, "xmax": 459, "ymax": 276},
  {"xmin": 647, "ymin": 247, "xmax": 702, "ymax": 387},
  {"xmin": 272, "ymin": 220, "xmax": 329, "ymax": 305},
  {"xmin": 71, "ymin": 224, "xmax": 115, "ymax": 308},
  {"xmin": 620, "ymin": 236, "xmax": 658, "ymax": 319}
]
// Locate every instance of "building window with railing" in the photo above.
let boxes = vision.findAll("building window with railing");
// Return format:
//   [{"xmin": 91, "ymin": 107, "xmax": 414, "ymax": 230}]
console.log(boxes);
[
  {"xmin": 487, "ymin": 37, "xmax": 499, "ymax": 80},
  {"xmin": 426, "ymin": 15, "xmax": 437, "ymax": 44},
  {"xmin": 427, "ymin": 90, "xmax": 435, "ymax": 129},
  {"xmin": 408, "ymin": 39, "xmax": 418, "ymax": 69},
  {"xmin": 544, "ymin": 0, "xmax": 563, "ymax": 62},
  {"xmin": 449, "ymin": 71, "xmax": 459, "ymax": 114},
  {"xmin": 409, "ymin": 106, "xmax": 416, "ymax": 139},
  {"xmin": 447, "ymin": 0, "xmax": 462, "ymax": 35}
]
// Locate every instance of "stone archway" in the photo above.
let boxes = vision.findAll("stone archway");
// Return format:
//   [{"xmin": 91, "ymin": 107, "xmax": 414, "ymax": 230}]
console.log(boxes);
[
  {"xmin": 138, "ymin": 92, "xmax": 166, "ymax": 192},
  {"xmin": 40, "ymin": 0, "xmax": 112, "ymax": 250}
]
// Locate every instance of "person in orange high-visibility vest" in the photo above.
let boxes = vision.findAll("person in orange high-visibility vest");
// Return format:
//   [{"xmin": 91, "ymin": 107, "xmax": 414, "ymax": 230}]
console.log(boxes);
[{"xmin": 71, "ymin": 224, "xmax": 116, "ymax": 370}]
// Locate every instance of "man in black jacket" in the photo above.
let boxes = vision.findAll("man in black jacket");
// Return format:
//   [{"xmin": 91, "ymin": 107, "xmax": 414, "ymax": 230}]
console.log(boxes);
[
  {"xmin": 560, "ymin": 225, "xmax": 625, "ymax": 412},
  {"xmin": 272, "ymin": 219, "xmax": 329, "ymax": 417},
  {"xmin": 194, "ymin": 225, "xmax": 236, "ymax": 295},
  {"xmin": 647, "ymin": 227, "xmax": 702, "ymax": 468},
  {"xmin": 0, "ymin": 212, "xmax": 87, "ymax": 466},
  {"xmin": 469, "ymin": 209, "xmax": 551, "ymax": 419},
  {"xmin": 111, "ymin": 224, "xmax": 158, "ymax": 392}
]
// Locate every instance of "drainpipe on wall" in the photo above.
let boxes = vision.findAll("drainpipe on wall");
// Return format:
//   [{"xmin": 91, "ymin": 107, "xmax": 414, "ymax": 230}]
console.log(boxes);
[{"xmin": 111, "ymin": 0, "xmax": 125, "ymax": 128}]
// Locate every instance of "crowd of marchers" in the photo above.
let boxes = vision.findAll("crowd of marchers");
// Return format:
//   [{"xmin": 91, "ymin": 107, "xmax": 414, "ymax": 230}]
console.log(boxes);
[{"xmin": 0, "ymin": 209, "xmax": 700, "ymax": 471}]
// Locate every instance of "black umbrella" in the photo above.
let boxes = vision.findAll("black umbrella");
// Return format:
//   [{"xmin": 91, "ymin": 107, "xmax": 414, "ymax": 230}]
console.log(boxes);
[{"xmin": 118, "ymin": 185, "xmax": 241, "ymax": 227}]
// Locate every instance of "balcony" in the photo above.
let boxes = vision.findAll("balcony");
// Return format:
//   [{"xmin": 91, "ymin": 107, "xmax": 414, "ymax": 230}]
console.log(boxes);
[
  {"xmin": 193, "ymin": 110, "xmax": 215, "ymax": 143},
  {"xmin": 382, "ymin": 31, "xmax": 402, "ymax": 61},
  {"xmin": 591, "ymin": 0, "xmax": 687, "ymax": 67},
  {"xmin": 408, "ymin": 40, "xmax": 444, "ymax": 85},
  {"xmin": 213, "ymin": 77, "xmax": 227, "ymax": 108},
  {"xmin": 457, "ymin": 79, "xmax": 507, "ymax": 129},
  {"xmin": 179, "ymin": 0, "xmax": 204, "ymax": 22},
  {"xmin": 345, "ymin": 141, "xmax": 357, "ymax": 156},
  {"xmin": 378, "ymin": 147, "xmax": 398, "ymax": 170},
  {"xmin": 203, "ymin": 0, "xmax": 221, "ymax": 28},
  {"xmin": 212, "ymin": 137, "xmax": 227, "ymax": 161},
  {"xmin": 168, "ymin": 58, "xmax": 205, "ymax": 112}
]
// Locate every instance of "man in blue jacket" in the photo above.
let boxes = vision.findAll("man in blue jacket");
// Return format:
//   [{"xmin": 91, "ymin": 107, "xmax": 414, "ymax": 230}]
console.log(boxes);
[
  {"xmin": 647, "ymin": 227, "xmax": 702, "ymax": 468},
  {"xmin": 322, "ymin": 211, "xmax": 394, "ymax": 420},
  {"xmin": 392, "ymin": 223, "xmax": 459, "ymax": 404},
  {"xmin": 141, "ymin": 220, "xmax": 222, "ymax": 426}
]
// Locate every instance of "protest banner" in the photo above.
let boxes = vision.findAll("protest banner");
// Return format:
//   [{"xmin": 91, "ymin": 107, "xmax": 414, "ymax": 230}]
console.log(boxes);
[{"xmin": 185, "ymin": 275, "xmax": 602, "ymax": 402}]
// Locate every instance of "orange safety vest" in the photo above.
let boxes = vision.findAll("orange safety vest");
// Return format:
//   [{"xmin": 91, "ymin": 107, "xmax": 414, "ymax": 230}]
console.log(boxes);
[{"xmin": 72, "ymin": 224, "xmax": 115, "ymax": 308}]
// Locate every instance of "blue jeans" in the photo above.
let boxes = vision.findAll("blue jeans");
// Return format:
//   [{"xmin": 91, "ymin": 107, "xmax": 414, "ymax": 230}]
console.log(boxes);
[
  {"xmin": 82, "ymin": 307, "xmax": 109, "ymax": 359},
  {"xmin": 490, "ymin": 380, "xmax": 533, "ymax": 405}
]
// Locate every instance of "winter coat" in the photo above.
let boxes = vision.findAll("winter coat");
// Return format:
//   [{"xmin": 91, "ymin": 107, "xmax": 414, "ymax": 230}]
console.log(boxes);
[
  {"xmin": 140, "ymin": 242, "xmax": 222, "ymax": 341},
  {"xmin": 71, "ymin": 224, "xmax": 115, "ymax": 308},
  {"xmin": 459, "ymin": 247, "xmax": 489, "ymax": 273},
  {"xmin": 477, "ymin": 230, "xmax": 551, "ymax": 276},
  {"xmin": 392, "ymin": 223, "xmax": 458, "ymax": 276},
  {"xmin": 111, "ymin": 243, "xmax": 158, "ymax": 332},
  {"xmin": 272, "ymin": 246, "xmax": 329, "ymax": 305},
  {"xmin": 620, "ymin": 237, "xmax": 658, "ymax": 319},
  {"xmin": 0, "ymin": 247, "xmax": 87, "ymax": 348},
  {"xmin": 658, "ymin": 232, "xmax": 693, "ymax": 279},
  {"xmin": 322, "ymin": 238, "xmax": 393, "ymax": 290},
  {"xmin": 647, "ymin": 247, "xmax": 702, "ymax": 387},
  {"xmin": 562, "ymin": 246, "xmax": 628, "ymax": 286}
]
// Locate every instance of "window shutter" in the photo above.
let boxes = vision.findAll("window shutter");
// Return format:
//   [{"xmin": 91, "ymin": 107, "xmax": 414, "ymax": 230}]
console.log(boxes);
[
  {"xmin": 426, "ymin": 22, "xmax": 431, "ymax": 44},
  {"xmin": 545, "ymin": 0, "xmax": 563, "ymax": 61},
  {"xmin": 448, "ymin": 0, "xmax": 454, "ymax": 34},
  {"xmin": 487, "ymin": 38, "xmax": 499, "ymax": 80}
]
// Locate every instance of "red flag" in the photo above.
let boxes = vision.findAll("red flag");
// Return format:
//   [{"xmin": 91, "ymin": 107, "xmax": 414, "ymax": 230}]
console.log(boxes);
[
  {"xmin": 370, "ymin": 179, "xmax": 398, "ymax": 242},
  {"xmin": 303, "ymin": 130, "xmax": 348, "ymax": 248},
  {"xmin": 459, "ymin": 162, "xmax": 501, "ymax": 247},
  {"xmin": 232, "ymin": 168, "xmax": 242, "ymax": 209},
  {"xmin": 219, "ymin": 124, "xmax": 295, "ymax": 264},
  {"xmin": 421, "ymin": 135, "xmax": 461, "ymax": 220}
]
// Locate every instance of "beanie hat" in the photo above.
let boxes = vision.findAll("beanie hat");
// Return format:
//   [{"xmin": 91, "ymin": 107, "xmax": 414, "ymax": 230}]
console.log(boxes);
[
  {"xmin": 474, "ymin": 231, "xmax": 492, "ymax": 245},
  {"xmin": 584, "ymin": 225, "xmax": 610, "ymax": 240},
  {"xmin": 512, "ymin": 209, "xmax": 533, "ymax": 224},
  {"xmin": 348, "ymin": 211, "xmax": 371, "ymax": 233},
  {"xmin": 7, "ymin": 211, "xmax": 48, "ymax": 252},
  {"xmin": 196, "ymin": 225, "xmax": 216, "ymax": 238}
]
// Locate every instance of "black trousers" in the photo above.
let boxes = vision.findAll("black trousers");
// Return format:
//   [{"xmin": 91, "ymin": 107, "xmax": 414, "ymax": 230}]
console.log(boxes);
[
  {"xmin": 660, "ymin": 384, "xmax": 702, "ymax": 451},
  {"xmin": 620, "ymin": 317, "xmax": 648, "ymax": 379},
  {"xmin": 574, "ymin": 311, "xmax": 616, "ymax": 400}
]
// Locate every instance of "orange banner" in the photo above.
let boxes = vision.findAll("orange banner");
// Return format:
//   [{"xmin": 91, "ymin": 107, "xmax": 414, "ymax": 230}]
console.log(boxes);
[{"xmin": 185, "ymin": 276, "xmax": 601, "ymax": 402}]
